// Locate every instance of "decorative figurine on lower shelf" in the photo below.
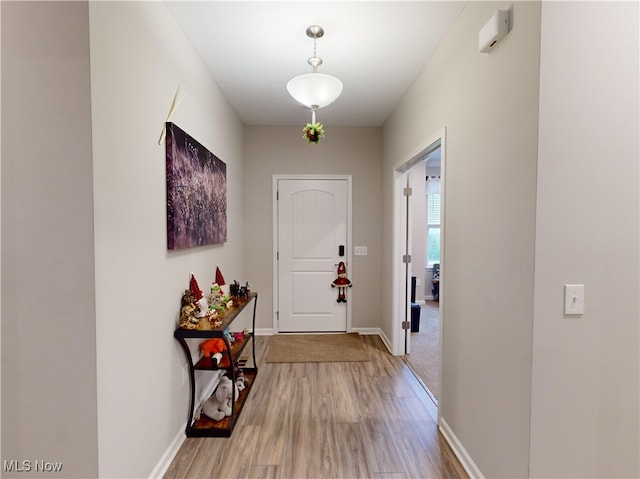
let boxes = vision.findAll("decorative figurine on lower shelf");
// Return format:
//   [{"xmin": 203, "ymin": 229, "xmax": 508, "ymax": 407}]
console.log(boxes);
[
  {"xmin": 197, "ymin": 375, "xmax": 238, "ymax": 422},
  {"xmin": 234, "ymin": 367, "xmax": 246, "ymax": 392},
  {"xmin": 200, "ymin": 338, "xmax": 225, "ymax": 365},
  {"xmin": 223, "ymin": 328, "xmax": 235, "ymax": 344}
]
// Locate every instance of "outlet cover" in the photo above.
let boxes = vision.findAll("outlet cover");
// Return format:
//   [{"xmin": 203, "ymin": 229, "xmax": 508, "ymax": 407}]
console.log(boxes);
[{"xmin": 354, "ymin": 246, "xmax": 368, "ymax": 256}]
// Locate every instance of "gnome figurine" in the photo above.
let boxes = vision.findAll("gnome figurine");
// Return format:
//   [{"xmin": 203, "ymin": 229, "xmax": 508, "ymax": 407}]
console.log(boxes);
[
  {"xmin": 208, "ymin": 283, "xmax": 223, "ymax": 307},
  {"xmin": 331, "ymin": 261, "xmax": 352, "ymax": 303},
  {"xmin": 189, "ymin": 274, "xmax": 209, "ymax": 318},
  {"xmin": 214, "ymin": 267, "xmax": 226, "ymax": 296}
]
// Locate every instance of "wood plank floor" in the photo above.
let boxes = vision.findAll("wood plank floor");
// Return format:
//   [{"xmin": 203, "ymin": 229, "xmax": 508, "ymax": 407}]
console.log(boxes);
[{"xmin": 164, "ymin": 335, "xmax": 468, "ymax": 479}]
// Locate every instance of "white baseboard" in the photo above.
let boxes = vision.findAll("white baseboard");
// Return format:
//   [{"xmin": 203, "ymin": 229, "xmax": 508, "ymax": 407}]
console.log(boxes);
[
  {"xmin": 148, "ymin": 427, "xmax": 185, "ymax": 479},
  {"xmin": 351, "ymin": 327, "xmax": 379, "ymax": 335},
  {"xmin": 351, "ymin": 327, "xmax": 393, "ymax": 354},
  {"xmin": 148, "ymin": 372, "xmax": 222, "ymax": 478},
  {"xmin": 439, "ymin": 418, "xmax": 484, "ymax": 479},
  {"xmin": 378, "ymin": 329, "xmax": 393, "ymax": 353},
  {"xmin": 254, "ymin": 328, "xmax": 274, "ymax": 336}
]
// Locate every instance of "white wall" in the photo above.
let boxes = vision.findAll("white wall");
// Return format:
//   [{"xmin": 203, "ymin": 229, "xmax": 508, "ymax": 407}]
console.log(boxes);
[
  {"xmin": 1, "ymin": 2, "xmax": 98, "ymax": 477},
  {"xmin": 530, "ymin": 3, "xmax": 639, "ymax": 478},
  {"xmin": 244, "ymin": 126, "xmax": 383, "ymax": 333},
  {"xmin": 383, "ymin": 2, "xmax": 541, "ymax": 477},
  {"xmin": 88, "ymin": 3, "xmax": 244, "ymax": 477}
]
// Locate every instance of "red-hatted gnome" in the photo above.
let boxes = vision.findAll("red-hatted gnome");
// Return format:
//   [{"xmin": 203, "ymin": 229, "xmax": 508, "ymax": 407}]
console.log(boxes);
[
  {"xmin": 331, "ymin": 261, "xmax": 352, "ymax": 303},
  {"xmin": 189, "ymin": 273, "xmax": 209, "ymax": 318},
  {"xmin": 214, "ymin": 267, "xmax": 226, "ymax": 294},
  {"xmin": 208, "ymin": 266, "xmax": 226, "ymax": 309}
]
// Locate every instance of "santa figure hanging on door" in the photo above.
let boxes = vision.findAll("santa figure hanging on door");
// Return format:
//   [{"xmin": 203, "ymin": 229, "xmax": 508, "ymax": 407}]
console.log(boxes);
[{"xmin": 331, "ymin": 261, "xmax": 352, "ymax": 303}]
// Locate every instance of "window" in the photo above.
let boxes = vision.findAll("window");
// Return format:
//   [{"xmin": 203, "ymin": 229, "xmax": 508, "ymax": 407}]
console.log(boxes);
[{"xmin": 426, "ymin": 193, "xmax": 440, "ymax": 265}]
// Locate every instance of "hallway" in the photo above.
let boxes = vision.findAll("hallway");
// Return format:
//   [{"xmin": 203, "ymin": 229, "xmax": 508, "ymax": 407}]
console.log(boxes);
[{"xmin": 165, "ymin": 335, "xmax": 467, "ymax": 479}]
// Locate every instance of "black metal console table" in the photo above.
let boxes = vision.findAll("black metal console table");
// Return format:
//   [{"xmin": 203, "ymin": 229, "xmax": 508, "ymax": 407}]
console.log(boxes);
[{"xmin": 173, "ymin": 292, "xmax": 258, "ymax": 437}]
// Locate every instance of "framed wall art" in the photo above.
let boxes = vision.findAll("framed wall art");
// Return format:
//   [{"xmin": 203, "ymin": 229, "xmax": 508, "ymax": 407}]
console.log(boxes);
[{"xmin": 165, "ymin": 122, "xmax": 227, "ymax": 250}]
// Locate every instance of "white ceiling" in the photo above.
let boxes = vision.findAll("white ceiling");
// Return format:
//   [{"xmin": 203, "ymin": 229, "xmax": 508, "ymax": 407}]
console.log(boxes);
[{"xmin": 165, "ymin": 1, "xmax": 466, "ymax": 127}]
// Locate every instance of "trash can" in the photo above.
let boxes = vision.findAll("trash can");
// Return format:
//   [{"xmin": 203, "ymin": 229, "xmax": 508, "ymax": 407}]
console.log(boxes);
[
  {"xmin": 411, "ymin": 303, "xmax": 421, "ymax": 332},
  {"xmin": 410, "ymin": 276, "xmax": 421, "ymax": 332}
]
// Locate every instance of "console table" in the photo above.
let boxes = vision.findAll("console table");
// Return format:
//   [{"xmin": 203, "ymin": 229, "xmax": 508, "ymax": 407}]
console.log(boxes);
[{"xmin": 173, "ymin": 292, "xmax": 258, "ymax": 437}]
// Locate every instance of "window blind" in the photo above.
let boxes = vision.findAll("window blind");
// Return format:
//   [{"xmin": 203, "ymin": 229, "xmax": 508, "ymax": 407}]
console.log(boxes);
[{"xmin": 427, "ymin": 194, "xmax": 440, "ymax": 225}]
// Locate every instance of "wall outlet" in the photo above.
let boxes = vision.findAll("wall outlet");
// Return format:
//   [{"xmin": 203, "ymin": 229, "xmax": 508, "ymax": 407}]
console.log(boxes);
[
  {"xmin": 354, "ymin": 246, "xmax": 368, "ymax": 256},
  {"xmin": 416, "ymin": 278, "xmax": 421, "ymax": 287}
]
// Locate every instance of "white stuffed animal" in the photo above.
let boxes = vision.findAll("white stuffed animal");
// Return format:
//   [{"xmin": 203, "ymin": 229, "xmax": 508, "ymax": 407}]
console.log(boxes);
[
  {"xmin": 200, "ymin": 375, "xmax": 237, "ymax": 421},
  {"xmin": 235, "ymin": 370, "xmax": 246, "ymax": 392}
]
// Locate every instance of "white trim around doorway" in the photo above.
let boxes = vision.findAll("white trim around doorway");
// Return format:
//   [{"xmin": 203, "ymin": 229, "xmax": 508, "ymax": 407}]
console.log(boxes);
[{"xmin": 391, "ymin": 127, "xmax": 446, "ymax": 425}]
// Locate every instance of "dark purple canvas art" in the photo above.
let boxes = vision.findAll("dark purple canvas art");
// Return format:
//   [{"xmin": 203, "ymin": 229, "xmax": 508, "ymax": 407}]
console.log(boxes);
[{"xmin": 166, "ymin": 123, "xmax": 227, "ymax": 250}]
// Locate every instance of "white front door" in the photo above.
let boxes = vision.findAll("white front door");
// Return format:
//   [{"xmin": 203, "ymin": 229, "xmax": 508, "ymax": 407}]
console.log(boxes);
[{"xmin": 277, "ymin": 178, "xmax": 349, "ymax": 332}]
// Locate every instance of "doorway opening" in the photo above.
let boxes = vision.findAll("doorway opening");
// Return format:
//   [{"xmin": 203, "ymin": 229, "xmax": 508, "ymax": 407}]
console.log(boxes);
[
  {"xmin": 406, "ymin": 148, "xmax": 441, "ymax": 404},
  {"xmin": 392, "ymin": 129, "xmax": 445, "ymax": 409}
]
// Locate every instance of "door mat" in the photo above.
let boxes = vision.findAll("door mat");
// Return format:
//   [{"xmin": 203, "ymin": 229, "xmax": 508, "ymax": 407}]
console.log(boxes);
[{"xmin": 266, "ymin": 333, "xmax": 369, "ymax": 363}]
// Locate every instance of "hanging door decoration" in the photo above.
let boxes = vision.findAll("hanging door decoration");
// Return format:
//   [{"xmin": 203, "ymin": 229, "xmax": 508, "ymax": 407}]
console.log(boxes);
[{"xmin": 331, "ymin": 261, "xmax": 352, "ymax": 303}]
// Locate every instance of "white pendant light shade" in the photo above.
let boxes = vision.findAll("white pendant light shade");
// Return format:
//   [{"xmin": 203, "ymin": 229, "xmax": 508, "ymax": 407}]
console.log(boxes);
[{"xmin": 287, "ymin": 72, "xmax": 343, "ymax": 109}]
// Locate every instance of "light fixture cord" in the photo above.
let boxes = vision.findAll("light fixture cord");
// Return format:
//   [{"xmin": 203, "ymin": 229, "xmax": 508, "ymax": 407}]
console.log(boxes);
[{"xmin": 313, "ymin": 37, "xmax": 318, "ymax": 73}]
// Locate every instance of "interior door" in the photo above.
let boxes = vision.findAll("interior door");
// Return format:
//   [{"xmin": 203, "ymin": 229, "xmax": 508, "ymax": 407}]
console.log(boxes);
[
  {"xmin": 277, "ymin": 178, "xmax": 349, "ymax": 332},
  {"xmin": 402, "ymin": 173, "xmax": 412, "ymax": 354}
]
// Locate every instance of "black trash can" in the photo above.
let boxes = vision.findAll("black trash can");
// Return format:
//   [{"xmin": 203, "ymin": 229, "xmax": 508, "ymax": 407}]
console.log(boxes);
[
  {"xmin": 411, "ymin": 303, "xmax": 421, "ymax": 332},
  {"xmin": 410, "ymin": 276, "xmax": 421, "ymax": 332}
]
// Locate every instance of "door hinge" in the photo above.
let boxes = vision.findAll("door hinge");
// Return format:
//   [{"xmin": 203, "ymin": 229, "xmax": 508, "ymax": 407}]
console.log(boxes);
[
  {"xmin": 276, "ymin": 251, "xmax": 279, "ymax": 261},
  {"xmin": 403, "ymin": 187, "xmax": 413, "ymax": 197},
  {"xmin": 276, "ymin": 311, "xmax": 279, "ymax": 321},
  {"xmin": 402, "ymin": 321, "xmax": 411, "ymax": 330},
  {"xmin": 402, "ymin": 254, "xmax": 412, "ymax": 264}
]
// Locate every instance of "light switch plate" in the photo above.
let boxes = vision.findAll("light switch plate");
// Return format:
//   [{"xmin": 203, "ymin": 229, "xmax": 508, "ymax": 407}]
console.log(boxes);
[
  {"xmin": 354, "ymin": 246, "xmax": 368, "ymax": 256},
  {"xmin": 564, "ymin": 284, "xmax": 585, "ymax": 315}
]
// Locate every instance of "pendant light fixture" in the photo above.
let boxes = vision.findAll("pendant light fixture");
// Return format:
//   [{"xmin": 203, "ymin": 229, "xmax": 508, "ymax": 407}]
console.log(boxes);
[{"xmin": 287, "ymin": 25, "xmax": 343, "ymax": 143}]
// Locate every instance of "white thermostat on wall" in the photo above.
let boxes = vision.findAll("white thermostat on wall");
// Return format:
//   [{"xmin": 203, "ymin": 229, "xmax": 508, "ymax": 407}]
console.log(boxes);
[{"xmin": 479, "ymin": 9, "xmax": 511, "ymax": 53}]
